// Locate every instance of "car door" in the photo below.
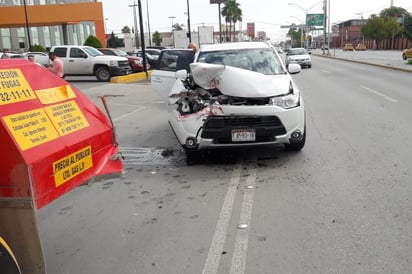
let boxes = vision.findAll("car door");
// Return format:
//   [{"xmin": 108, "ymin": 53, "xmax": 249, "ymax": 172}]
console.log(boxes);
[
  {"xmin": 151, "ymin": 49, "xmax": 194, "ymax": 102},
  {"xmin": 66, "ymin": 47, "xmax": 90, "ymax": 74}
]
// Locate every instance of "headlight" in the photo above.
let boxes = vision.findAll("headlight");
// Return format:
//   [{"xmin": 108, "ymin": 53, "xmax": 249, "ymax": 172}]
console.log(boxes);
[
  {"xmin": 134, "ymin": 59, "xmax": 142, "ymax": 65},
  {"xmin": 269, "ymin": 81, "xmax": 300, "ymax": 109},
  {"xmin": 270, "ymin": 94, "xmax": 300, "ymax": 109},
  {"xmin": 109, "ymin": 60, "xmax": 117, "ymax": 66}
]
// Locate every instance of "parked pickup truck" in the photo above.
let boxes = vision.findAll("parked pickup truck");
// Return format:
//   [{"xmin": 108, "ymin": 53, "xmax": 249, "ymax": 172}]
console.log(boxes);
[{"xmin": 50, "ymin": 45, "xmax": 132, "ymax": 81}]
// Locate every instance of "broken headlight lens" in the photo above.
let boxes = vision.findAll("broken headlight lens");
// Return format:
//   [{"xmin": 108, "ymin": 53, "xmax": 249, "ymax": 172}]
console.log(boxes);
[{"xmin": 269, "ymin": 93, "xmax": 300, "ymax": 109}]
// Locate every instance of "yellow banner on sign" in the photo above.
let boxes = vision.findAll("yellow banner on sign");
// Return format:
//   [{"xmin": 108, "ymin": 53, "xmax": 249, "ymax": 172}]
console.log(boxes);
[
  {"xmin": 36, "ymin": 85, "xmax": 76, "ymax": 105},
  {"xmin": 53, "ymin": 145, "xmax": 93, "ymax": 186},
  {"xmin": 2, "ymin": 108, "xmax": 60, "ymax": 150},
  {"xmin": 44, "ymin": 100, "xmax": 89, "ymax": 136},
  {"xmin": 0, "ymin": 69, "xmax": 36, "ymax": 105}
]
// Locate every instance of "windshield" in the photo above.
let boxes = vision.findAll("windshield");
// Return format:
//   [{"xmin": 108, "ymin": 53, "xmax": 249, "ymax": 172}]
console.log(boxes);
[
  {"xmin": 197, "ymin": 48, "xmax": 286, "ymax": 75},
  {"xmin": 113, "ymin": 49, "xmax": 128, "ymax": 57},
  {"xmin": 288, "ymin": 48, "xmax": 308, "ymax": 55},
  {"xmin": 84, "ymin": 47, "xmax": 104, "ymax": 57}
]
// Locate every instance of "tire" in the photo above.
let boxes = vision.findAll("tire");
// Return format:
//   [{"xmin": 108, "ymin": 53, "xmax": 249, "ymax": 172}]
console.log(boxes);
[
  {"xmin": 95, "ymin": 66, "xmax": 111, "ymax": 82},
  {"xmin": 284, "ymin": 127, "xmax": 306, "ymax": 151},
  {"xmin": 402, "ymin": 53, "xmax": 407, "ymax": 60}
]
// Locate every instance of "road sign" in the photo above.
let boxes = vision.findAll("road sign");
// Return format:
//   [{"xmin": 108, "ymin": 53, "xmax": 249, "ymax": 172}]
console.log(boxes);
[{"xmin": 306, "ymin": 13, "xmax": 324, "ymax": 27}]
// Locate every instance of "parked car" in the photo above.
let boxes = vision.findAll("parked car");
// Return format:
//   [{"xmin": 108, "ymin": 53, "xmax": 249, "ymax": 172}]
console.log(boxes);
[
  {"xmin": 151, "ymin": 42, "xmax": 305, "ymax": 162},
  {"xmin": 98, "ymin": 48, "xmax": 149, "ymax": 72},
  {"xmin": 0, "ymin": 51, "xmax": 24, "ymax": 59},
  {"xmin": 51, "ymin": 45, "xmax": 132, "ymax": 81},
  {"xmin": 285, "ymin": 47, "xmax": 311, "ymax": 68},
  {"xmin": 127, "ymin": 51, "xmax": 158, "ymax": 68},
  {"xmin": 343, "ymin": 43, "xmax": 354, "ymax": 51},
  {"xmin": 355, "ymin": 43, "xmax": 366, "ymax": 51},
  {"xmin": 144, "ymin": 48, "xmax": 162, "ymax": 58},
  {"xmin": 22, "ymin": 52, "xmax": 50, "ymax": 65},
  {"xmin": 402, "ymin": 45, "xmax": 412, "ymax": 60}
]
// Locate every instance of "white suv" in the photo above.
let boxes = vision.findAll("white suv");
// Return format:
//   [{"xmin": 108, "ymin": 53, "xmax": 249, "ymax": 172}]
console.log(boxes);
[{"xmin": 151, "ymin": 42, "xmax": 306, "ymax": 161}]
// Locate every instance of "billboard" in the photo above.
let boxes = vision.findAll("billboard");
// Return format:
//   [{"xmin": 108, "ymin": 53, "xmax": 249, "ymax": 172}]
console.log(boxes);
[
  {"xmin": 306, "ymin": 13, "xmax": 324, "ymax": 27},
  {"xmin": 247, "ymin": 22, "xmax": 255, "ymax": 37}
]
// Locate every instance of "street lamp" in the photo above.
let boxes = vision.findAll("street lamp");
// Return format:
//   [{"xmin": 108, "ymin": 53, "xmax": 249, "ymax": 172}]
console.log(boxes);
[
  {"xmin": 169, "ymin": 16, "xmax": 176, "ymax": 47},
  {"xmin": 146, "ymin": 0, "xmax": 151, "ymax": 46},
  {"xmin": 104, "ymin": 18, "xmax": 108, "ymax": 35},
  {"xmin": 129, "ymin": 1, "xmax": 140, "ymax": 49},
  {"xmin": 288, "ymin": 1, "xmax": 323, "ymax": 49}
]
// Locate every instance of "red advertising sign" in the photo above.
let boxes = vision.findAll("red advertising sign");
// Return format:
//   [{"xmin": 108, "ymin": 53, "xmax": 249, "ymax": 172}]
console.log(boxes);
[
  {"xmin": 0, "ymin": 59, "xmax": 123, "ymax": 209},
  {"xmin": 247, "ymin": 22, "xmax": 255, "ymax": 37}
]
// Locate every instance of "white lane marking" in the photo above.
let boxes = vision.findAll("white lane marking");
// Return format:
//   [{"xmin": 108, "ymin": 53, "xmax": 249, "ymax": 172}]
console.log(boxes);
[
  {"xmin": 230, "ymin": 164, "xmax": 257, "ymax": 274},
  {"xmin": 360, "ymin": 85, "xmax": 398, "ymax": 103},
  {"xmin": 202, "ymin": 164, "xmax": 243, "ymax": 274},
  {"xmin": 113, "ymin": 106, "xmax": 145, "ymax": 122},
  {"xmin": 319, "ymin": 69, "xmax": 331, "ymax": 74}
]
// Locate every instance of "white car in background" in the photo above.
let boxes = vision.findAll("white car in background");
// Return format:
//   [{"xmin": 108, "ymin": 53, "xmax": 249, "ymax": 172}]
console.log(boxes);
[
  {"xmin": 285, "ymin": 47, "xmax": 312, "ymax": 68},
  {"xmin": 23, "ymin": 52, "xmax": 50, "ymax": 66},
  {"xmin": 152, "ymin": 42, "xmax": 306, "ymax": 162}
]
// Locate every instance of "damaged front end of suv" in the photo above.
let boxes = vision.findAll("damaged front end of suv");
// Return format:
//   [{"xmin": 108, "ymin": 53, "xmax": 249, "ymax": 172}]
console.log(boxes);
[{"xmin": 167, "ymin": 62, "xmax": 306, "ymax": 159}]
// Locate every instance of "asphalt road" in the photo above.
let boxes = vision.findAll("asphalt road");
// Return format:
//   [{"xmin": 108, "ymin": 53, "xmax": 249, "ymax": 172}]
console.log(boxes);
[{"xmin": 37, "ymin": 56, "xmax": 412, "ymax": 273}]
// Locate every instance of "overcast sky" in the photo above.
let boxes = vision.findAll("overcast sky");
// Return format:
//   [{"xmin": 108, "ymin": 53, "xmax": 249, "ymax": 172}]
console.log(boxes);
[{"xmin": 101, "ymin": 0, "xmax": 412, "ymax": 42}]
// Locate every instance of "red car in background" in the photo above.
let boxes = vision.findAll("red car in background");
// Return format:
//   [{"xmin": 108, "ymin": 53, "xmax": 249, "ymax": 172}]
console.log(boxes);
[{"xmin": 98, "ymin": 48, "xmax": 150, "ymax": 72}]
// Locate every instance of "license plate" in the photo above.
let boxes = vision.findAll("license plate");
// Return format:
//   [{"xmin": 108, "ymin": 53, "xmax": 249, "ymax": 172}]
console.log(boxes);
[{"xmin": 231, "ymin": 129, "xmax": 256, "ymax": 142}]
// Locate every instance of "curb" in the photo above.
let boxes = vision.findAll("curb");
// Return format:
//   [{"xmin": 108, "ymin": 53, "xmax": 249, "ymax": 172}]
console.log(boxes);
[
  {"xmin": 312, "ymin": 53, "xmax": 412, "ymax": 73},
  {"xmin": 110, "ymin": 70, "xmax": 152, "ymax": 83}
]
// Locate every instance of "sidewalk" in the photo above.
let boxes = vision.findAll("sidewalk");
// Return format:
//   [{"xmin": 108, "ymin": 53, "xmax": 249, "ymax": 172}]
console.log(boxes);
[{"xmin": 310, "ymin": 48, "xmax": 412, "ymax": 72}]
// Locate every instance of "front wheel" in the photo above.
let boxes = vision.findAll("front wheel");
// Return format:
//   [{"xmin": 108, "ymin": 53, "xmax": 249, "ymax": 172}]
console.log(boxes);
[
  {"xmin": 402, "ymin": 53, "xmax": 407, "ymax": 60},
  {"xmin": 95, "ymin": 67, "xmax": 111, "ymax": 82}
]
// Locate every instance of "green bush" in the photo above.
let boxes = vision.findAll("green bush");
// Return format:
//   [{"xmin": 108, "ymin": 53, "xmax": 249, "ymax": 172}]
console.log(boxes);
[
  {"xmin": 83, "ymin": 35, "xmax": 103, "ymax": 48},
  {"xmin": 407, "ymin": 59, "xmax": 412, "ymax": 65},
  {"xmin": 30, "ymin": 44, "xmax": 46, "ymax": 52}
]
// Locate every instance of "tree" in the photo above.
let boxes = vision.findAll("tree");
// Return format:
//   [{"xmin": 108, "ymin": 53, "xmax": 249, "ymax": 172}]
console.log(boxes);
[
  {"xmin": 404, "ymin": 13, "xmax": 412, "ymax": 41},
  {"xmin": 362, "ymin": 15, "xmax": 388, "ymax": 48},
  {"xmin": 31, "ymin": 44, "xmax": 46, "ymax": 52},
  {"xmin": 222, "ymin": 0, "xmax": 242, "ymax": 42},
  {"xmin": 107, "ymin": 32, "xmax": 124, "ymax": 48},
  {"xmin": 287, "ymin": 27, "xmax": 302, "ymax": 48},
  {"xmin": 84, "ymin": 35, "xmax": 103, "ymax": 48},
  {"xmin": 122, "ymin": 26, "xmax": 131, "ymax": 33},
  {"xmin": 172, "ymin": 23, "xmax": 184, "ymax": 31},
  {"xmin": 231, "ymin": 2, "xmax": 242, "ymax": 42},
  {"xmin": 380, "ymin": 6, "xmax": 412, "ymax": 41},
  {"xmin": 152, "ymin": 31, "xmax": 162, "ymax": 46}
]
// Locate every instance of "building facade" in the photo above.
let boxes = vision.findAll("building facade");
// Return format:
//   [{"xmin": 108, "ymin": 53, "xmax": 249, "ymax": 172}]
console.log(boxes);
[{"xmin": 0, "ymin": 0, "xmax": 105, "ymax": 51}]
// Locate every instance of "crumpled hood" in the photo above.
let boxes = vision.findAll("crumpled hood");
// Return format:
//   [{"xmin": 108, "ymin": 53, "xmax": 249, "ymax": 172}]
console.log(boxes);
[{"xmin": 190, "ymin": 63, "xmax": 291, "ymax": 98}]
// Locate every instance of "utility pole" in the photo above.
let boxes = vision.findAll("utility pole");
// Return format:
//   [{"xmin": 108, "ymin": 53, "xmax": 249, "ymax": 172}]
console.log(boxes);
[
  {"xmin": 146, "ymin": 0, "xmax": 151, "ymax": 46},
  {"xmin": 137, "ymin": 0, "xmax": 147, "ymax": 77},
  {"xmin": 129, "ymin": 1, "xmax": 139, "ymax": 49},
  {"xmin": 187, "ymin": 0, "xmax": 192, "ymax": 42},
  {"xmin": 23, "ymin": 0, "xmax": 32, "ymax": 50}
]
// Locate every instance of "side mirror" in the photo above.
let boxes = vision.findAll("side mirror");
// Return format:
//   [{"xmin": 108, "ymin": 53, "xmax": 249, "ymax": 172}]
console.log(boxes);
[
  {"xmin": 288, "ymin": 64, "xmax": 301, "ymax": 74},
  {"xmin": 175, "ymin": 69, "xmax": 188, "ymax": 80}
]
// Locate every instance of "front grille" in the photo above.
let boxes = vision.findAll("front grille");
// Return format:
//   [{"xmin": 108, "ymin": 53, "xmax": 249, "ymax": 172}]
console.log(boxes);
[
  {"xmin": 201, "ymin": 115, "xmax": 286, "ymax": 144},
  {"xmin": 118, "ymin": 60, "xmax": 130, "ymax": 67}
]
